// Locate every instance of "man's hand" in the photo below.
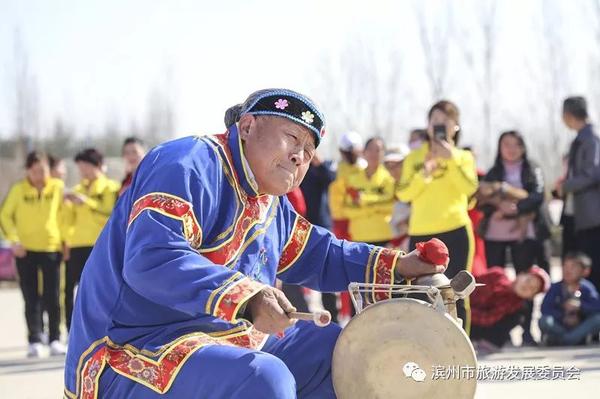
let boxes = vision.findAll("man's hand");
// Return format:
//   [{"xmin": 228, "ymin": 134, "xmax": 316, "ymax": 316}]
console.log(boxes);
[
  {"xmin": 11, "ymin": 243, "xmax": 26, "ymax": 258},
  {"xmin": 554, "ymin": 177, "xmax": 565, "ymax": 198},
  {"xmin": 247, "ymin": 286, "xmax": 297, "ymax": 334},
  {"xmin": 395, "ymin": 249, "xmax": 448, "ymax": 280}
]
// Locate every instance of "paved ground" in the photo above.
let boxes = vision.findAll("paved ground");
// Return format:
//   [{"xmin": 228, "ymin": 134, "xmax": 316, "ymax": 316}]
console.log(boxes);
[
  {"xmin": 0, "ymin": 278, "xmax": 599, "ymax": 398},
  {"xmin": 0, "ymin": 286, "xmax": 64, "ymax": 398},
  {"xmin": 475, "ymin": 344, "xmax": 600, "ymax": 398}
]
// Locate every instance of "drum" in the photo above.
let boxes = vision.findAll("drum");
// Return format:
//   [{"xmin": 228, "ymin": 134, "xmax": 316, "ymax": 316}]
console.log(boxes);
[{"xmin": 332, "ymin": 273, "xmax": 479, "ymax": 399}]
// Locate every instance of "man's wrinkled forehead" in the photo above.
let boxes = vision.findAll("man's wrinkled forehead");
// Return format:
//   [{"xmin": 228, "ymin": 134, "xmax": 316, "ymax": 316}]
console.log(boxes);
[{"xmin": 258, "ymin": 115, "xmax": 316, "ymax": 148}]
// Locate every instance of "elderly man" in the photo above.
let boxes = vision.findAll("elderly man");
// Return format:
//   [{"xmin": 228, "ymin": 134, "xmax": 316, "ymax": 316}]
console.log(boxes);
[{"xmin": 64, "ymin": 89, "xmax": 445, "ymax": 399}]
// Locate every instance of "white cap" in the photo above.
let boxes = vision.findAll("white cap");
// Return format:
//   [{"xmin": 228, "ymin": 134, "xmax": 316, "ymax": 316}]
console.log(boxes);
[
  {"xmin": 384, "ymin": 143, "xmax": 410, "ymax": 163},
  {"xmin": 339, "ymin": 131, "xmax": 363, "ymax": 151}
]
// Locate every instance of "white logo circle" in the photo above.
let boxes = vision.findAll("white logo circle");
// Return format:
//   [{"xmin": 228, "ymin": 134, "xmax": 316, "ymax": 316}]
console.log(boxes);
[{"xmin": 403, "ymin": 362, "xmax": 426, "ymax": 382}]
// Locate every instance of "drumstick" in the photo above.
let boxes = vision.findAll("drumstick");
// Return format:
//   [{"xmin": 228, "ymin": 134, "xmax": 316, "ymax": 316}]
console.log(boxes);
[{"xmin": 288, "ymin": 310, "xmax": 331, "ymax": 327}]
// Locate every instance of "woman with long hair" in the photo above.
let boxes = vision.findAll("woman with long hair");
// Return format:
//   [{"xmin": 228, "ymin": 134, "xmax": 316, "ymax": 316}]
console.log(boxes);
[
  {"xmin": 398, "ymin": 100, "xmax": 479, "ymax": 333},
  {"xmin": 478, "ymin": 130, "xmax": 549, "ymax": 345}
]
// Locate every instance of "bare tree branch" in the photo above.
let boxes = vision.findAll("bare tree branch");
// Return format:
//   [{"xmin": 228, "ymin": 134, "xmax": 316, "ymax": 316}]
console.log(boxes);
[
  {"xmin": 11, "ymin": 28, "xmax": 40, "ymax": 158},
  {"xmin": 414, "ymin": 0, "xmax": 453, "ymax": 100}
]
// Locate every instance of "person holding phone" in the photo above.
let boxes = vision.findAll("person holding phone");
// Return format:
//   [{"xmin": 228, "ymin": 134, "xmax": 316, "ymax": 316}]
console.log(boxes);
[
  {"xmin": 62, "ymin": 148, "xmax": 120, "ymax": 331},
  {"xmin": 398, "ymin": 100, "xmax": 478, "ymax": 333}
]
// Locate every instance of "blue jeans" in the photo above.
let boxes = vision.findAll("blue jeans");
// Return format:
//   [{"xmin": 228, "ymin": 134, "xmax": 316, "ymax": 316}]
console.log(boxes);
[{"xmin": 539, "ymin": 314, "xmax": 600, "ymax": 345}]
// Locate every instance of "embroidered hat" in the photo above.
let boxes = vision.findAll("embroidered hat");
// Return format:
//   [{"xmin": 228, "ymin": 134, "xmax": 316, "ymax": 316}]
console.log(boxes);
[{"xmin": 224, "ymin": 88, "xmax": 326, "ymax": 147}]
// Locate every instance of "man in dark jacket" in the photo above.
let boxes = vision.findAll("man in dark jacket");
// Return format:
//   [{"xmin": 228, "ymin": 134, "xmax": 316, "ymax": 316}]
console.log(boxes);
[
  {"xmin": 561, "ymin": 96, "xmax": 600, "ymax": 290},
  {"xmin": 300, "ymin": 155, "xmax": 336, "ymax": 230},
  {"xmin": 299, "ymin": 154, "xmax": 338, "ymax": 321}
]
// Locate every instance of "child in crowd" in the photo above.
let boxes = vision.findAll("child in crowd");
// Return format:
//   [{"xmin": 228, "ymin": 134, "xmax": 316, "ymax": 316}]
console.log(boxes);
[
  {"xmin": 470, "ymin": 265, "xmax": 550, "ymax": 353},
  {"xmin": 539, "ymin": 252, "xmax": 600, "ymax": 345}
]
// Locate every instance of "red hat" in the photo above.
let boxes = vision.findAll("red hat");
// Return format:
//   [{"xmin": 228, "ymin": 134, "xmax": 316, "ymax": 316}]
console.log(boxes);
[{"xmin": 528, "ymin": 265, "xmax": 551, "ymax": 293}]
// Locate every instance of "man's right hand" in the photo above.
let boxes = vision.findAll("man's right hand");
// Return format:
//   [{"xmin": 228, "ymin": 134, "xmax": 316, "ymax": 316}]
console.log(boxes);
[
  {"xmin": 395, "ymin": 249, "xmax": 447, "ymax": 280},
  {"xmin": 247, "ymin": 286, "xmax": 297, "ymax": 335}
]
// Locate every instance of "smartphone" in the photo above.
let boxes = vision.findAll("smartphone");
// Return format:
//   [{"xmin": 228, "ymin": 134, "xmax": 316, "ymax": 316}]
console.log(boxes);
[{"xmin": 433, "ymin": 124, "xmax": 447, "ymax": 141}]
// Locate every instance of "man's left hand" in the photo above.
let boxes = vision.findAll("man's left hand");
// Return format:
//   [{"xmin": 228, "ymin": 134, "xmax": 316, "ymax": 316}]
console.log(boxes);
[{"xmin": 395, "ymin": 249, "xmax": 448, "ymax": 280}]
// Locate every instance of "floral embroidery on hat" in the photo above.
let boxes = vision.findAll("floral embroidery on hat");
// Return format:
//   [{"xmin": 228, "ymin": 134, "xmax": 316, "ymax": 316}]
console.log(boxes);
[
  {"xmin": 274, "ymin": 99, "xmax": 289, "ymax": 110},
  {"xmin": 301, "ymin": 111, "xmax": 315, "ymax": 124}
]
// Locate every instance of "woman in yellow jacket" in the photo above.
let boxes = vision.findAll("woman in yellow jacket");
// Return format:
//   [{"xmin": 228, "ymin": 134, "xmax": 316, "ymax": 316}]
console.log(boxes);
[
  {"xmin": 328, "ymin": 131, "xmax": 366, "ymax": 240},
  {"xmin": 0, "ymin": 152, "xmax": 66, "ymax": 357},
  {"xmin": 398, "ymin": 100, "xmax": 478, "ymax": 333},
  {"xmin": 62, "ymin": 148, "xmax": 119, "ymax": 331},
  {"xmin": 343, "ymin": 137, "xmax": 395, "ymax": 246}
]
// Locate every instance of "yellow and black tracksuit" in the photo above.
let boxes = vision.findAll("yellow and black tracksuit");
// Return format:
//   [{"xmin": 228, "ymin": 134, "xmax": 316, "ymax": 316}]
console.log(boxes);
[
  {"xmin": 398, "ymin": 143, "xmax": 478, "ymax": 333},
  {"xmin": 342, "ymin": 165, "xmax": 395, "ymax": 244},
  {"xmin": 62, "ymin": 174, "xmax": 119, "ymax": 330},
  {"xmin": 62, "ymin": 174, "xmax": 120, "ymax": 248},
  {"xmin": 328, "ymin": 160, "xmax": 366, "ymax": 239},
  {"xmin": 0, "ymin": 178, "xmax": 65, "ymax": 343}
]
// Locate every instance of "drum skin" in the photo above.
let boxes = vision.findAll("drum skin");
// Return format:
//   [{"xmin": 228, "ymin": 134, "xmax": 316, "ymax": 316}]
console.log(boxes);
[{"xmin": 332, "ymin": 298, "xmax": 477, "ymax": 399}]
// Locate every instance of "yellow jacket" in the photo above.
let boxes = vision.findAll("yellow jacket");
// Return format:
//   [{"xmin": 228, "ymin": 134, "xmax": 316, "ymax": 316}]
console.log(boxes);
[
  {"xmin": 397, "ymin": 143, "xmax": 478, "ymax": 236},
  {"xmin": 328, "ymin": 160, "xmax": 366, "ymax": 221},
  {"xmin": 63, "ymin": 175, "xmax": 119, "ymax": 248},
  {"xmin": 342, "ymin": 165, "xmax": 395, "ymax": 243},
  {"xmin": 0, "ymin": 178, "xmax": 65, "ymax": 252}
]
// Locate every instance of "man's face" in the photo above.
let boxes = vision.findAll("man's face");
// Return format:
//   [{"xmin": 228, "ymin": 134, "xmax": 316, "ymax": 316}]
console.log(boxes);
[
  {"xmin": 563, "ymin": 259, "xmax": 586, "ymax": 285},
  {"xmin": 239, "ymin": 115, "xmax": 315, "ymax": 196},
  {"xmin": 384, "ymin": 160, "xmax": 403, "ymax": 180},
  {"xmin": 340, "ymin": 149, "xmax": 359, "ymax": 164},
  {"xmin": 76, "ymin": 161, "xmax": 99, "ymax": 181},
  {"xmin": 122, "ymin": 143, "xmax": 145, "ymax": 172},
  {"xmin": 562, "ymin": 111, "xmax": 577, "ymax": 130},
  {"xmin": 27, "ymin": 161, "xmax": 49, "ymax": 186}
]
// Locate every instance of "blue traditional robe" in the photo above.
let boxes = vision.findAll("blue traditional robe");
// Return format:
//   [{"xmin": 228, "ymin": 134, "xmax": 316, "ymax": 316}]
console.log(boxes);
[{"xmin": 64, "ymin": 125, "xmax": 400, "ymax": 399}]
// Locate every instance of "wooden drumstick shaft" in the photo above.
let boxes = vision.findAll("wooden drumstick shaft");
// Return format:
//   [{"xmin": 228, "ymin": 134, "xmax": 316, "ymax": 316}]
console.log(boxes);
[
  {"xmin": 288, "ymin": 310, "xmax": 331, "ymax": 327},
  {"xmin": 288, "ymin": 312, "xmax": 313, "ymax": 321}
]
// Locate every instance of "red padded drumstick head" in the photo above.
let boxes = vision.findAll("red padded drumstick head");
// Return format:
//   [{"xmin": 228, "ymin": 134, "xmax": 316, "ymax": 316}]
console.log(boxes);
[
  {"xmin": 316, "ymin": 311, "xmax": 332, "ymax": 327},
  {"xmin": 415, "ymin": 238, "xmax": 449, "ymax": 266}
]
